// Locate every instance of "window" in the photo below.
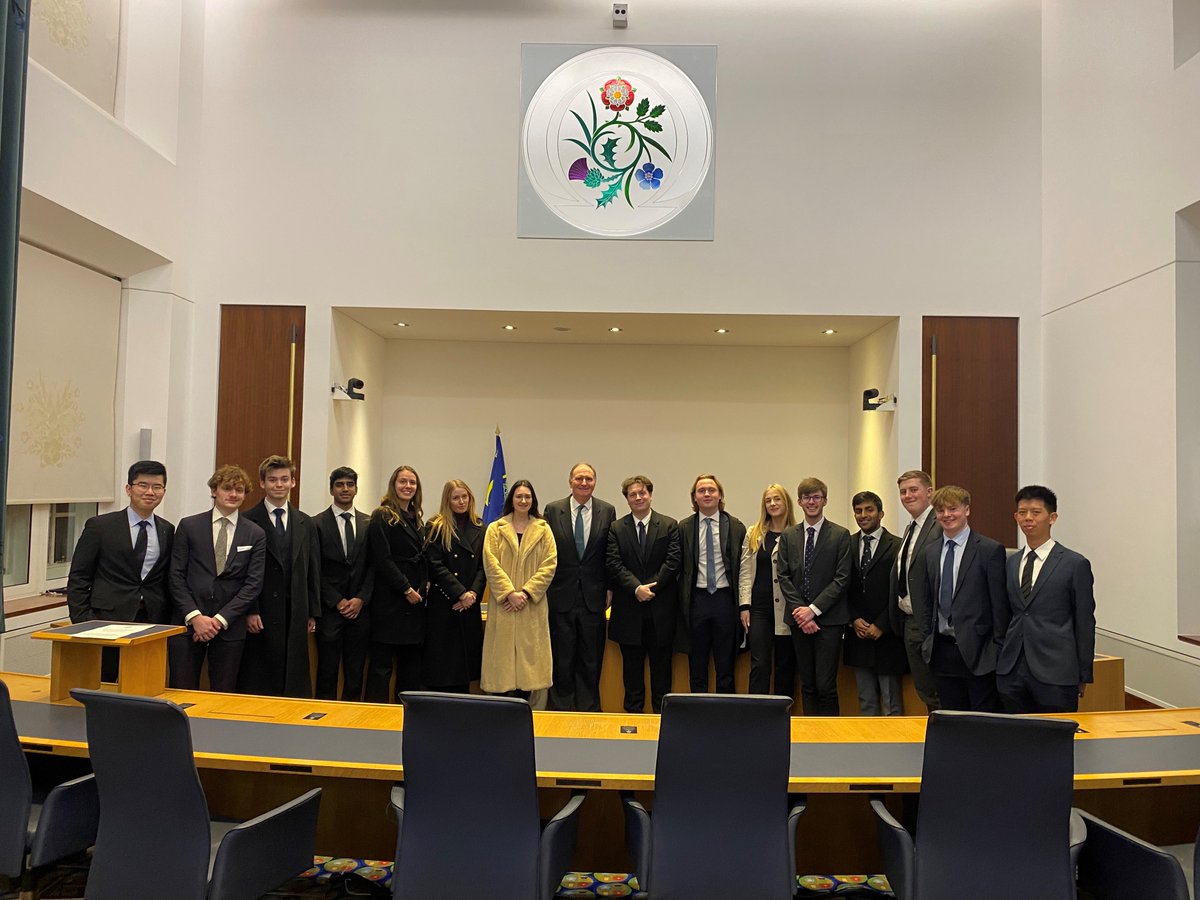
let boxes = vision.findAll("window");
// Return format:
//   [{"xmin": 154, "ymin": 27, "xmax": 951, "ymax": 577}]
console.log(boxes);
[
  {"xmin": 46, "ymin": 503, "xmax": 97, "ymax": 581},
  {"xmin": 3, "ymin": 504, "xmax": 31, "ymax": 588}
]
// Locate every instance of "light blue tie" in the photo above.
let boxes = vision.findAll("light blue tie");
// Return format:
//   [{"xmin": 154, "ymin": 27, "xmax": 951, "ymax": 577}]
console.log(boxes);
[
  {"xmin": 574, "ymin": 505, "xmax": 586, "ymax": 557},
  {"xmin": 705, "ymin": 517, "xmax": 718, "ymax": 594}
]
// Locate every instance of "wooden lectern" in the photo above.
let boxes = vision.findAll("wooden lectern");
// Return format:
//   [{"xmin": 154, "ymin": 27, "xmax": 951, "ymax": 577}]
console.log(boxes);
[{"xmin": 32, "ymin": 621, "xmax": 184, "ymax": 701}]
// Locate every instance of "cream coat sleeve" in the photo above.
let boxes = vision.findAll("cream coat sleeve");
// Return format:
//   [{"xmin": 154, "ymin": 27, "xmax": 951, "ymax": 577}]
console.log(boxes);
[
  {"xmin": 738, "ymin": 534, "xmax": 757, "ymax": 608},
  {"xmin": 483, "ymin": 523, "xmax": 517, "ymax": 599},
  {"xmin": 521, "ymin": 521, "xmax": 558, "ymax": 603}
]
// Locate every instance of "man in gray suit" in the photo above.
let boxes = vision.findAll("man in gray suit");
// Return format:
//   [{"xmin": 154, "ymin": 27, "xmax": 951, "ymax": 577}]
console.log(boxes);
[
  {"xmin": 997, "ymin": 485, "xmax": 1096, "ymax": 713},
  {"xmin": 777, "ymin": 476, "xmax": 852, "ymax": 716},
  {"xmin": 888, "ymin": 469, "xmax": 942, "ymax": 711}
]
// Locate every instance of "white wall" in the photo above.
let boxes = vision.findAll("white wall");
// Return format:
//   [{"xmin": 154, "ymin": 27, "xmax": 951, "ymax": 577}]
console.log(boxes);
[
  {"xmin": 846, "ymin": 320, "xmax": 900, "ymax": 525},
  {"xmin": 324, "ymin": 310, "xmax": 387, "ymax": 506}
]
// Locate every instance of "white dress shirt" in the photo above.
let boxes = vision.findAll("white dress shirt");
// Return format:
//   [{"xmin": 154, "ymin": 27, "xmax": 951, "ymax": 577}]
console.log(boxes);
[
  {"xmin": 896, "ymin": 506, "xmax": 933, "ymax": 615},
  {"xmin": 1019, "ymin": 539, "xmax": 1057, "ymax": 590}
]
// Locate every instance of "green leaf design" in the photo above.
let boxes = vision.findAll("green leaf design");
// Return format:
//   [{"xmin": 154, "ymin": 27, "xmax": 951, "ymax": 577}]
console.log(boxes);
[
  {"xmin": 589, "ymin": 93, "xmax": 599, "ymax": 133},
  {"xmin": 649, "ymin": 104, "xmax": 665, "ymax": 118},
  {"xmin": 564, "ymin": 138, "xmax": 594, "ymax": 159},
  {"xmin": 600, "ymin": 136, "xmax": 618, "ymax": 168},
  {"xmin": 644, "ymin": 120, "xmax": 663, "ymax": 133},
  {"xmin": 584, "ymin": 169, "xmax": 603, "ymax": 188},
  {"xmin": 640, "ymin": 133, "xmax": 672, "ymax": 160},
  {"xmin": 597, "ymin": 178, "xmax": 623, "ymax": 208},
  {"xmin": 571, "ymin": 110, "xmax": 592, "ymax": 143},
  {"xmin": 636, "ymin": 97, "xmax": 649, "ymax": 117}
]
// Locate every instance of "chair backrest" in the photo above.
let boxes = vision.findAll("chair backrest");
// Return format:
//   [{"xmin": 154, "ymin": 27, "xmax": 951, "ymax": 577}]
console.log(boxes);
[
  {"xmin": 71, "ymin": 689, "xmax": 212, "ymax": 900},
  {"xmin": 394, "ymin": 692, "xmax": 541, "ymax": 900},
  {"xmin": 914, "ymin": 710, "xmax": 1077, "ymax": 900},
  {"xmin": 0, "ymin": 679, "xmax": 33, "ymax": 878},
  {"xmin": 650, "ymin": 693, "xmax": 794, "ymax": 900}
]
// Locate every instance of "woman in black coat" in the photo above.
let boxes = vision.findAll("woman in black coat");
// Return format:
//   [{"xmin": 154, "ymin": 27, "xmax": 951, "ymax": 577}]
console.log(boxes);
[
  {"xmin": 423, "ymin": 480, "xmax": 486, "ymax": 692},
  {"xmin": 365, "ymin": 465, "xmax": 429, "ymax": 703}
]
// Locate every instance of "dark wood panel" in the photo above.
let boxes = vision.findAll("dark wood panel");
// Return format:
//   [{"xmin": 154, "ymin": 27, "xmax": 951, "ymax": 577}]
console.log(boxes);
[
  {"xmin": 215, "ymin": 306, "xmax": 306, "ymax": 508},
  {"xmin": 921, "ymin": 317, "xmax": 1018, "ymax": 546}
]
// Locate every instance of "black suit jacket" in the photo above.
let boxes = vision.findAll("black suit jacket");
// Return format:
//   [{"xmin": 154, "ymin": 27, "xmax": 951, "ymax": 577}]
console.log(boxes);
[
  {"xmin": 888, "ymin": 512, "xmax": 943, "ymax": 637},
  {"xmin": 777, "ymin": 519, "xmax": 853, "ymax": 627},
  {"xmin": 169, "ymin": 511, "xmax": 266, "ymax": 640},
  {"xmin": 913, "ymin": 529, "xmax": 1009, "ymax": 675},
  {"xmin": 676, "ymin": 510, "xmax": 746, "ymax": 651},
  {"xmin": 606, "ymin": 510, "xmax": 681, "ymax": 645},
  {"xmin": 368, "ymin": 510, "xmax": 428, "ymax": 645},
  {"xmin": 67, "ymin": 509, "xmax": 175, "ymax": 624},
  {"xmin": 844, "ymin": 529, "xmax": 907, "ymax": 674},
  {"xmin": 314, "ymin": 507, "xmax": 374, "ymax": 611},
  {"xmin": 998, "ymin": 542, "xmax": 1096, "ymax": 686},
  {"xmin": 544, "ymin": 496, "xmax": 617, "ymax": 614}
]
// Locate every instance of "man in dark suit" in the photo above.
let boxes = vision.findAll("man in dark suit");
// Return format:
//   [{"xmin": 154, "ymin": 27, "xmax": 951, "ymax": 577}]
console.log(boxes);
[
  {"xmin": 606, "ymin": 475, "xmax": 681, "ymax": 713},
  {"xmin": 543, "ymin": 462, "xmax": 617, "ymax": 711},
  {"xmin": 777, "ymin": 476, "xmax": 852, "ymax": 716},
  {"xmin": 238, "ymin": 455, "xmax": 321, "ymax": 698},
  {"xmin": 169, "ymin": 465, "xmax": 267, "ymax": 693},
  {"xmin": 314, "ymin": 466, "xmax": 374, "ymax": 701},
  {"xmin": 888, "ymin": 469, "xmax": 942, "ymax": 711},
  {"xmin": 677, "ymin": 473, "xmax": 746, "ymax": 694},
  {"xmin": 911, "ymin": 485, "xmax": 1009, "ymax": 712},
  {"xmin": 844, "ymin": 491, "xmax": 906, "ymax": 715},
  {"xmin": 997, "ymin": 485, "xmax": 1096, "ymax": 713},
  {"xmin": 67, "ymin": 460, "xmax": 175, "ymax": 682}
]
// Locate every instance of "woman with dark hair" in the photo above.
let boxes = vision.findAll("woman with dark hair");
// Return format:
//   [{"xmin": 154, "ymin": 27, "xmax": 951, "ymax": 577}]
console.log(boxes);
[
  {"xmin": 423, "ymin": 479, "xmax": 485, "ymax": 693},
  {"xmin": 365, "ymin": 465, "xmax": 428, "ymax": 702},
  {"xmin": 480, "ymin": 480, "xmax": 557, "ymax": 698}
]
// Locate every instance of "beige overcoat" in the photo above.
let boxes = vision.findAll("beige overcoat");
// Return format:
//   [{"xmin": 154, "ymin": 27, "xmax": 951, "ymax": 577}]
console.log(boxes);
[{"xmin": 480, "ymin": 516, "xmax": 558, "ymax": 692}]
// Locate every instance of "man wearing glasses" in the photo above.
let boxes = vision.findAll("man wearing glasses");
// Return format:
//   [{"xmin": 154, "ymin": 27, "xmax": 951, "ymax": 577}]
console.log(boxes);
[{"xmin": 67, "ymin": 460, "xmax": 176, "ymax": 681}]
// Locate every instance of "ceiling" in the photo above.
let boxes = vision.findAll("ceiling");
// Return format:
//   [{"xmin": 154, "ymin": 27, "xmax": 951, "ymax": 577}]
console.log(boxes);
[{"xmin": 337, "ymin": 308, "xmax": 895, "ymax": 348}]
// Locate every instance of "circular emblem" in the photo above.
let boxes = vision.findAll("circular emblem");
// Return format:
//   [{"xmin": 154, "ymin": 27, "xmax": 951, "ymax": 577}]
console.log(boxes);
[{"xmin": 522, "ymin": 47, "xmax": 713, "ymax": 237}]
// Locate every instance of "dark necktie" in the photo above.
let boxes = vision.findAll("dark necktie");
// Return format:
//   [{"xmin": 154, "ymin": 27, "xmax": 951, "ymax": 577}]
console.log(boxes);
[
  {"xmin": 802, "ymin": 526, "xmax": 816, "ymax": 601},
  {"xmin": 273, "ymin": 507, "xmax": 286, "ymax": 538},
  {"xmin": 133, "ymin": 520, "xmax": 149, "ymax": 578},
  {"xmin": 574, "ymin": 505, "xmax": 586, "ymax": 557},
  {"xmin": 939, "ymin": 539, "xmax": 956, "ymax": 627},
  {"xmin": 897, "ymin": 520, "xmax": 917, "ymax": 598},
  {"xmin": 1021, "ymin": 550, "xmax": 1036, "ymax": 599},
  {"xmin": 637, "ymin": 519, "xmax": 646, "ymax": 551},
  {"xmin": 705, "ymin": 517, "xmax": 718, "ymax": 594},
  {"xmin": 341, "ymin": 511, "xmax": 354, "ymax": 561},
  {"xmin": 861, "ymin": 534, "xmax": 874, "ymax": 570}
]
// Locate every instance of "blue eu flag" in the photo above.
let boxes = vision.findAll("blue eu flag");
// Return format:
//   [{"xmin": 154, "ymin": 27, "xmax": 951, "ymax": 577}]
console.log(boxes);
[{"xmin": 482, "ymin": 432, "xmax": 507, "ymax": 526}]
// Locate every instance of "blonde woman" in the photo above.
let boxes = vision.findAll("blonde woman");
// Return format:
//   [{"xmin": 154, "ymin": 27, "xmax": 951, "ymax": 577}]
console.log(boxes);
[
  {"xmin": 480, "ymin": 480, "xmax": 557, "ymax": 698},
  {"xmin": 423, "ymin": 480, "xmax": 486, "ymax": 693},
  {"xmin": 738, "ymin": 484, "xmax": 797, "ymax": 696}
]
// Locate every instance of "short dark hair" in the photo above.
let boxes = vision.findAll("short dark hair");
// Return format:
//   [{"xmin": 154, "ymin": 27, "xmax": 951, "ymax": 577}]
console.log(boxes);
[
  {"xmin": 852, "ymin": 490, "xmax": 883, "ymax": 511},
  {"xmin": 1015, "ymin": 484, "xmax": 1057, "ymax": 513},
  {"xmin": 127, "ymin": 460, "xmax": 167, "ymax": 485},
  {"xmin": 329, "ymin": 466, "xmax": 358, "ymax": 489},
  {"xmin": 503, "ymin": 479, "xmax": 541, "ymax": 518},
  {"xmin": 621, "ymin": 475, "xmax": 654, "ymax": 496}
]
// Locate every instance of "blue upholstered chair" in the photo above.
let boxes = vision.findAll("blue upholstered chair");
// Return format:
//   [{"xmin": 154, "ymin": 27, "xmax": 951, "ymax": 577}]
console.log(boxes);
[
  {"xmin": 0, "ymin": 677, "xmax": 98, "ymax": 892},
  {"xmin": 1074, "ymin": 810, "xmax": 1189, "ymax": 899},
  {"xmin": 391, "ymin": 691, "xmax": 585, "ymax": 900},
  {"xmin": 621, "ymin": 693, "xmax": 804, "ymax": 900},
  {"xmin": 71, "ymin": 688, "xmax": 321, "ymax": 900}
]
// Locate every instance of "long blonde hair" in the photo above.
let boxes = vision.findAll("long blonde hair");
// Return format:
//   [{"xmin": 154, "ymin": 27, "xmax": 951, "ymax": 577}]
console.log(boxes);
[
  {"xmin": 425, "ymin": 479, "xmax": 481, "ymax": 551},
  {"xmin": 746, "ymin": 483, "xmax": 795, "ymax": 552},
  {"xmin": 376, "ymin": 465, "xmax": 424, "ymax": 527}
]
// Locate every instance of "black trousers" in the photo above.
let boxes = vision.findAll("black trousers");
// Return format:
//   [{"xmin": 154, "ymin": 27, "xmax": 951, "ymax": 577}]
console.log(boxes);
[
  {"xmin": 748, "ymin": 607, "xmax": 795, "ymax": 697},
  {"xmin": 901, "ymin": 613, "xmax": 941, "ymax": 711},
  {"xmin": 619, "ymin": 611, "xmax": 673, "ymax": 713},
  {"xmin": 930, "ymin": 633, "xmax": 1000, "ymax": 712},
  {"xmin": 365, "ymin": 641, "xmax": 422, "ymax": 704},
  {"xmin": 997, "ymin": 650, "xmax": 1079, "ymax": 714},
  {"xmin": 314, "ymin": 608, "xmax": 370, "ymax": 701},
  {"xmin": 168, "ymin": 632, "xmax": 244, "ymax": 693},
  {"xmin": 791, "ymin": 624, "xmax": 843, "ymax": 716},
  {"xmin": 549, "ymin": 604, "xmax": 606, "ymax": 712},
  {"xmin": 688, "ymin": 587, "xmax": 737, "ymax": 693}
]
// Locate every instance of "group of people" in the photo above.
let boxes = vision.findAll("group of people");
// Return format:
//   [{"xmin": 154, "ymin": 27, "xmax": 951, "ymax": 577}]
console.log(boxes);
[{"xmin": 65, "ymin": 459, "xmax": 1096, "ymax": 717}]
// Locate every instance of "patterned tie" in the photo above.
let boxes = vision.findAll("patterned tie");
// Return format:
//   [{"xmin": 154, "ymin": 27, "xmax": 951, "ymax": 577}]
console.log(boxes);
[
  {"xmin": 133, "ymin": 520, "xmax": 150, "ymax": 579},
  {"xmin": 705, "ymin": 517, "xmax": 718, "ymax": 594},
  {"xmin": 939, "ymin": 539, "xmax": 956, "ymax": 628},
  {"xmin": 861, "ymin": 534, "xmax": 874, "ymax": 569},
  {"xmin": 637, "ymin": 519, "xmax": 646, "ymax": 551},
  {"xmin": 341, "ymin": 511, "xmax": 354, "ymax": 561},
  {"xmin": 897, "ymin": 520, "xmax": 917, "ymax": 598},
  {"xmin": 1021, "ymin": 550, "xmax": 1036, "ymax": 599},
  {"xmin": 574, "ymin": 505, "xmax": 586, "ymax": 557},
  {"xmin": 215, "ymin": 517, "xmax": 230, "ymax": 573},
  {"xmin": 802, "ymin": 526, "xmax": 816, "ymax": 601},
  {"xmin": 273, "ymin": 507, "xmax": 286, "ymax": 538}
]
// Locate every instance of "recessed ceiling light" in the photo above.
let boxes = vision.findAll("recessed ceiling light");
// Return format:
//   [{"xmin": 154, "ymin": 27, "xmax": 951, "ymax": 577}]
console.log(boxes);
[
  {"xmin": 609, "ymin": 327, "xmax": 622, "ymax": 333},
  {"xmin": 394, "ymin": 321, "xmax": 409, "ymax": 328},
  {"xmin": 503, "ymin": 324, "xmax": 517, "ymax": 331},
  {"xmin": 714, "ymin": 328, "xmax": 729, "ymax": 334},
  {"xmin": 822, "ymin": 328, "xmax": 837, "ymax": 335}
]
